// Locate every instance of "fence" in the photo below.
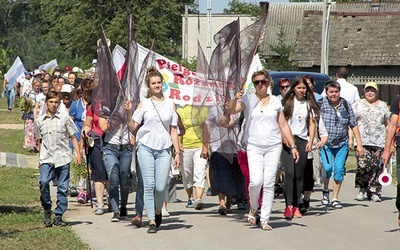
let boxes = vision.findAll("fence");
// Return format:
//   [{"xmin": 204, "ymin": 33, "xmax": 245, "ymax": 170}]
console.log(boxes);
[{"xmin": 347, "ymin": 76, "xmax": 400, "ymax": 105}]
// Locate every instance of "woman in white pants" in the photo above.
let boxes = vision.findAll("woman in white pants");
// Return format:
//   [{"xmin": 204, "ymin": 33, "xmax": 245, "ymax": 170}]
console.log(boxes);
[{"xmin": 227, "ymin": 70, "xmax": 299, "ymax": 230}]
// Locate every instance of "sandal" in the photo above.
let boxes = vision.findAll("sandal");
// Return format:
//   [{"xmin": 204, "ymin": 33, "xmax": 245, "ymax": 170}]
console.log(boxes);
[
  {"xmin": 218, "ymin": 206, "xmax": 227, "ymax": 215},
  {"xmin": 260, "ymin": 221, "xmax": 272, "ymax": 231},
  {"xmin": 321, "ymin": 191, "xmax": 329, "ymax": 206},
  {"xmin": 331, "ymin": 199, "xmax": 343, "ymax": 209},
  {"xmin": 247, "ymin": 209, "xmax": 258, "ymax": 226}
]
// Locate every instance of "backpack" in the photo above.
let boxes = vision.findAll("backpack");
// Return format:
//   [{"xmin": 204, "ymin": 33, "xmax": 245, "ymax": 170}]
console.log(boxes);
[{"xmin": 342, "ymin": 98, "xmax": 349, "ymax": 114}]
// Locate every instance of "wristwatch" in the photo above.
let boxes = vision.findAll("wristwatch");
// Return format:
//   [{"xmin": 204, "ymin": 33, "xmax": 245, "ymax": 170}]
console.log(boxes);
[{"xmin": 290, "ymin": 145, "xmax": 297, "ymax": 150}]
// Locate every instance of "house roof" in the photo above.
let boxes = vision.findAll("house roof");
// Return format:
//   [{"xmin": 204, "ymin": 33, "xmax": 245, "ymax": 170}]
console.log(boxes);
[
  {"xmin": 261, "ymin": 3, "xmax": 324, "ymax": 56},
  {"xmin": 261, "ymin": 2, "xmax": 400, "ymax": 64},
  {"xmin": 291, "ymin": 11, "xmax": 400, "ymax": 67}
]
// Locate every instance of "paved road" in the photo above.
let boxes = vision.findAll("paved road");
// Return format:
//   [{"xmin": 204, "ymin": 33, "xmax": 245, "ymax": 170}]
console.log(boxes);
[
  {"xmin": 1, "ymin": 122, "xmax": 398, "ymax": 250},
  {"xmin": 67, "ymin": 172, "xmax": 400, "ymax": 250}
]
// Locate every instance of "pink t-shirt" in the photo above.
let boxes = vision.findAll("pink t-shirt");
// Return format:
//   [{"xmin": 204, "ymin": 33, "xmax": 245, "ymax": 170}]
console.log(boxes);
[{"xmin": 86, "ymin": 104, "xmax": 103, "ymax": 136}]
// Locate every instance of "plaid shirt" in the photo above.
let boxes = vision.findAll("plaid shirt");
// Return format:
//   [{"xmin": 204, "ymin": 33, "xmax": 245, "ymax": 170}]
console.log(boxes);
[
  {"xmin": 34, "ymin": 109, "xmax": 78, "ymax": 167},
  {"xmin": 320, "ymin": 97, "xmax": 357, "ymax": 148}
]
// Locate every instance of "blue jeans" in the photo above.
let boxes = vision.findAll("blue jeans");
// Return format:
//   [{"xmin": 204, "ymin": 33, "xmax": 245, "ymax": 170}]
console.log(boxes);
[
  {"xmin": 103, "ymin": 144, "xmax": 133, "ymax": 213},
  {"xmin": 5, "ymin": 87, "xmax": 15, "ymax": 109},
  {"xmin": 39, "ymin": 163, "xmax": 70, "ymax": 216},
  {"xmin": 137, "ymin": 144, "xmax": 171, "ymax": 220},
  {"xmin": 135, "ymin": 158, "xmax": 144, "ymax": 217},
  {"xmin": 320, "ymin": 142, "xmax": 349, "ymax": 182}
]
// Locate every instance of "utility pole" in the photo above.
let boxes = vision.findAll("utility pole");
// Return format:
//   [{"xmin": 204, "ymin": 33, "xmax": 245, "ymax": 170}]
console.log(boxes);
[
  {"xmin": 321, "ymin": 0, "xmax": 331, "ymax": 74},
  {"xmin": 206, "ymin": 0, "xmax": 212, "ymax": 61},
  {"xmin": 184, "ymin": 4, "xmax": 188, "ymax": 59}
]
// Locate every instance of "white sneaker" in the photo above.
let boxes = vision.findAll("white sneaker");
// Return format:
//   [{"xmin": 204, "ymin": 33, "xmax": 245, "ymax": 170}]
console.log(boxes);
[
  {"xmin": 356, "ymin": 191, "xmax": 365, "ymax": 201},
  {"xmin": 371, "ymin": 194, "xmax": 381, "ymax": 202},
  {"xmin": 162, "ymin": 208, "xmax": 170, "ymax": 217},
  {"xmin": 194, "ymin": 199, "xmax": 205, "ymax": 210},
  {"xmin": 94, "ymin": 203, "xmax": 104, "ymax": 215}
]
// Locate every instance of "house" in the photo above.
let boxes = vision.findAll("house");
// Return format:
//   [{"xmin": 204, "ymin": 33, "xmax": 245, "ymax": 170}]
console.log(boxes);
[{"xmin": 182, "ymin": 2, "xmax": 400, "ymax": 102}]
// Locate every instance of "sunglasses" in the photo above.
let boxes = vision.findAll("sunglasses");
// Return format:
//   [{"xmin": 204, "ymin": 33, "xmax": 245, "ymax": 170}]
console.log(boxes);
[
  {"xmin": 253, "ymin": 80, "xmax": 268, "ymax": 86},
  {"xmin": 280, "ymin": 85, "xmax": 290, "ymax": 89}
]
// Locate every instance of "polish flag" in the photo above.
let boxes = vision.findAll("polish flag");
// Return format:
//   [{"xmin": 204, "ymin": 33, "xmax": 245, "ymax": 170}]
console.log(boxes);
[{"xmin": 112, "ymin": 44, "xmax": 126, "ymax": 80}]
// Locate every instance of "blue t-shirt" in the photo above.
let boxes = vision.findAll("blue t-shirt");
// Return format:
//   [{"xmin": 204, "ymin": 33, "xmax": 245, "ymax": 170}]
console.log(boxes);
[{"xmin": 69, "ymin": 98, "xmax": 86, "ymax": 142}]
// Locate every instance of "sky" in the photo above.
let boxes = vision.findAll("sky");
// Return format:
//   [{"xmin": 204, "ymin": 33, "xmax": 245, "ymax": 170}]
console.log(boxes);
[{"xmin": 198, "ymin": 0, "xmax": 289, "ymax": 13}]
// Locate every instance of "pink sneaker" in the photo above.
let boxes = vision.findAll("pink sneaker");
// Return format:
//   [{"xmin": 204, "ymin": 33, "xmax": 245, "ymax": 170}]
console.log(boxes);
[
  {"xmin": 292, "ymin": 207, "xmax": 302, "ymax": 218},
  {"xmin": 77, "ymin": 192, "xmax": 86, "ymax": 204},
  {"xmin": 283, "ymin": 206, "xmax": 293, "ymax": 220}
]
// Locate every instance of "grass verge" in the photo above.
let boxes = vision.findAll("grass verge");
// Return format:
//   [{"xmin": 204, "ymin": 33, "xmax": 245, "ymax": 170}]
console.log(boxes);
[
  {"xmin": 0, "ymin": 129, "xmax": 35, "ymax": 155},
  {"xmin": 0, "ymin": 166, "xmax": 89, "ymax": 250},
  {"xmin": 0, "ymin": 97, "xmax": 24, "ymax": 124}
]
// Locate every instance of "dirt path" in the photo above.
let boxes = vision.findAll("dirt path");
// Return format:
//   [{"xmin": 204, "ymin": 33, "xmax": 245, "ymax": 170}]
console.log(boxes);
[{"xmin": 0, "ymin": 124, "xmax": 24, "ymax": 129}]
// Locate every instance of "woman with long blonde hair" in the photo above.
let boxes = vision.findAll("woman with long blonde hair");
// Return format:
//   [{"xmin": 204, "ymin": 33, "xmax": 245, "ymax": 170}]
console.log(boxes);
[{"xmin": 125, "ymin": 67, "xmax": 181, "ymax": 233}]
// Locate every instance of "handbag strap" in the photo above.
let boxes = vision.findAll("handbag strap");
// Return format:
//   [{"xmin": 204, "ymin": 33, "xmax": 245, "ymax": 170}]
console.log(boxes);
[{"xmin": 150, "ymin": 98, "xmax": 169, "ymax": 133}]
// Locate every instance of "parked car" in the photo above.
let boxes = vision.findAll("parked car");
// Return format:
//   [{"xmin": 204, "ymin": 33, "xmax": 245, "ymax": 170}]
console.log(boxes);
[{"xmin": 268, "ymin": 71, "xmax": 331, "ymax": 96}]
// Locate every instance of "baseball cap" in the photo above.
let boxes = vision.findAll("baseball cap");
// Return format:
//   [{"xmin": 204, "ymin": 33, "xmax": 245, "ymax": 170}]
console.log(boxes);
[{"xmin": 364, "ymin": 82, "xmax": 378, "ymax": 91}]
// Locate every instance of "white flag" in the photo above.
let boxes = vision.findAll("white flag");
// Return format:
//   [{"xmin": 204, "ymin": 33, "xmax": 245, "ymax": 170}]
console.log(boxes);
[
  {"xmin": 38, "ymin": 59, "xmax": 58, "ymax": 73},
  {"xmin": 4, "ymin": 57, "xmax": 26, "ymax": 87}
]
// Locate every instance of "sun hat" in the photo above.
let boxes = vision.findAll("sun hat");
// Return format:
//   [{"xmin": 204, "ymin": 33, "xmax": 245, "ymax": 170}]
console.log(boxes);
[{"xmin": 60, "ymin": 84, "xmax": 74, "ymax": 93}]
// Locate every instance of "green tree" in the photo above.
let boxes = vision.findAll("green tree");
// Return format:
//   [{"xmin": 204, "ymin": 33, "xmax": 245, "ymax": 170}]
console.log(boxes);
[
  {"xmin": 39, "ymin": 0, "xmax": 196, "ymax": 64},
  {"xmin": 223, "ymin": 0, "xmax": 261, "ymax": 16},
  {"xmin": 263, "ymin": 25, "xmax": 298, "ymax": 71},
  {"xmin": 0, "ymin": 1, "xmax": 197, "ymax": 73},
  {"xmin": 289, "ymin": 0, "xmax": 362, "ymax": 2},
  {"xmin": 178, "ymin": 56, "xmax": 197, "ymax": 71}
]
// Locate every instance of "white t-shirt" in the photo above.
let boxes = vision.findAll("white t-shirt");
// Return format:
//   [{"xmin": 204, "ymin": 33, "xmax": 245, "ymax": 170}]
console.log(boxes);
[
  {"xmin": 288, "ymin": 98, "xmax": 309, "ymax": 141},
  {"xmin": 36, "ymin": 92, "xmax": 47, "ymax": 117},
  {"xmin": 241, "ymin": 93, "xmax": 283, "ymax": 148},
  {"xmin": 133, "ymin": 98, "xmax": 178, "ymax": 150},
  {"xmin": 308, "ymin": 118, "xmax": 328, "ymax": 159},
  {"xmin": 104, "ymin": 124, "xmax": 130, "ymax": 145},
  {"xmin": 21, "ymin": 78, "xmax": 32, "ymax": 96}
]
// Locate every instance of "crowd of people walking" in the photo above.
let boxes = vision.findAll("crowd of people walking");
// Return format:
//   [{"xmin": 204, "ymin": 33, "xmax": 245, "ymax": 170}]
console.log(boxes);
[{"xmin": 4, "ymin": 63, "xmax": 400, "ymax": 232}]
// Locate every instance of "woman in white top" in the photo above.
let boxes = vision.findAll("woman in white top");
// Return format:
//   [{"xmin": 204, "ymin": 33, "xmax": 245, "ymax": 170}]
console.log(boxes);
[
  {"xmin": 227, "ymin": 70, "xmax": 299, "ymax": 231},
  {"xmin": 351, "ymin": 82, "xmax": 389, "ymax": 202},
  {"xmin": 34, "ymin": 80, "xmax": 50, "ymax": 121},
  {"xmin": 98, "ymin": 119, "xmax": 132, "ymax": 223},
  {"xmin": 280, "ymin": 76, "xmax": 319, "ymax": 219},
  {"xmin": 125, "ymin": 67, "xmax": 180, "ymax": 234}
]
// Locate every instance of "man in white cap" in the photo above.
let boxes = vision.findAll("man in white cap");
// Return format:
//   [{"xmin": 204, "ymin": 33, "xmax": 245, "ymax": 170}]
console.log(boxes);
[
  {"xmin": 34, "ymin": 69, "xmax": 43, "ymax": 80},
  {"xmin": 59, "ymin": 84, "xmax": 74, "ymax": 114},
  {"xmin": 90, "ymin": 59, "xmax": 97, "ymax": 74}
]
